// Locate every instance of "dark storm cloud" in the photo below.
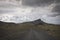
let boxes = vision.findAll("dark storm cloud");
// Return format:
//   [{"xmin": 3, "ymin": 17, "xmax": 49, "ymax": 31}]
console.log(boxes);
[
  {"xmin": 52, "ymin": 4, "xmax": 60, "ymax": 13},
  {"xmin": 22, "ymin": 0, "xmax": 55, "ymax": 6},
  {"xmin": 55, "ymin": 0, "xmax": 60, "ymax": 3},
  {"xmin": 0, "ymin": 0, "xmax": 60, "ymax": 24},
  {"xmin": 22, "ymin": 0, "xmax": 60, "ymax": 16},
  {"xmin": 51, "ymin": 3, "xmax": 60, "ymax": 17}
]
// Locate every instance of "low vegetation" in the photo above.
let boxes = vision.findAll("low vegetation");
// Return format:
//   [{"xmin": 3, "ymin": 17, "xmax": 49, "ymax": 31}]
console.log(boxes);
[{"xmin": 0, "ymin": 21, "xmax": 60, "ymax": 40}]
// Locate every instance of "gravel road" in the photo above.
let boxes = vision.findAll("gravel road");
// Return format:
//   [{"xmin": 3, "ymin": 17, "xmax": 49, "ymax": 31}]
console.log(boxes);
[{"xmin": 0, "ymin": 29, "xmax": 55, "ymax": 40}]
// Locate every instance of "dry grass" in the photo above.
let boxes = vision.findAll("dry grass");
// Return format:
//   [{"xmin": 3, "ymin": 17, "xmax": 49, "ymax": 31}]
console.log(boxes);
[{"xmin": 0, "ymin": 22, "xmax": 60, "ymax": 40}]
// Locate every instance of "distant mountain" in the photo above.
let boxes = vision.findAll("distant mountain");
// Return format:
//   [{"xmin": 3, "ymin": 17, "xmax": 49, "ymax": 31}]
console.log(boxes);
[
  {"xmin": 0, "ymin": 21, "xmax": 16, "ymax": 26},
  {"xmin": 0, "ymin": 19, "xmax": 45, "ymax": 24},
  {"xmin": 0, "ymin": 14, "xmax": 43, "ymax": 24},
  {"xmin": 0, "ymin": 18, "xmax": 60, "ymax": 26},
  {"xmin": 29, "ymin": 19, "xmax": 45, "ymax": 25}
]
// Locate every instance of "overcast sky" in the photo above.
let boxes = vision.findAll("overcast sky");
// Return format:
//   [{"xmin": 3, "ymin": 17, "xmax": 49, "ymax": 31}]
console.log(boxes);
[{"xmin": 0, "ymin": 0, "xmax": 60, "ymax": 25}]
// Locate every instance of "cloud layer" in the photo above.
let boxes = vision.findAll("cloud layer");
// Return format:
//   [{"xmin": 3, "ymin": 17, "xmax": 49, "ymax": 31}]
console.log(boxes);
[{"xmin": 0, "ymin": 0, "xmax": 60, "ymax": 24}]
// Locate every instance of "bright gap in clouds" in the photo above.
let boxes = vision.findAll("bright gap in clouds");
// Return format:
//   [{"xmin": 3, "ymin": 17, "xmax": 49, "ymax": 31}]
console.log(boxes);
[{"xmin": 0, "ymin": 0, "xmax": 60, "ymax": 25}]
